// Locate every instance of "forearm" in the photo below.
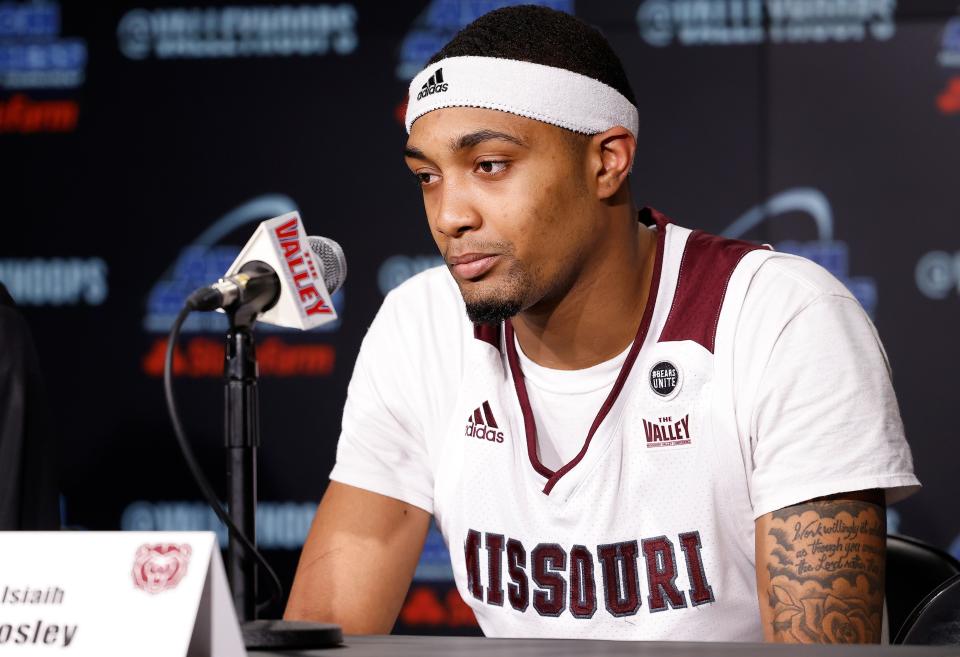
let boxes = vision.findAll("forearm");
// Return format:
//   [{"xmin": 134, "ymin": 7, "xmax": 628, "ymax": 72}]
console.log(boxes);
[
  {"xmin": 284, "ymin": 482, "xmax": 431, "ymax": 633},
  {"xmin": 285, "ymin": 536, "xmax": 411, "ymax": 632},
  {"xmin": 755, "ymin": 490, "xmax": 886, "ymax": 643}
]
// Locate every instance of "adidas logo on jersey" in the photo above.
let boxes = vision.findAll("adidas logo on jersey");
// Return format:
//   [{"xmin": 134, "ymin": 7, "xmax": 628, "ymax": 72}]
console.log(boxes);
[
  {"xmin": 416, "ymin": 67, "xmax": 448, "ymax": 100},
  {"xmin": 465, "ymin": 401, "xmax": 504, "ymax": 443}
]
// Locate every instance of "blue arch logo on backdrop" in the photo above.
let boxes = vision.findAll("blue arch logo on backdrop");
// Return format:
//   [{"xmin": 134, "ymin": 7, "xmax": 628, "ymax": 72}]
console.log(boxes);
[
  {"xmin": 722, "ymin": 187, "xmax": 878, "ymax": 318},
  {"xmin": 142, "ymin": 194, "xmax": 345, "ymax": 378},
  {"xmin": 395, "ymin": 0, "xmax": 574, "ymax": 80}
]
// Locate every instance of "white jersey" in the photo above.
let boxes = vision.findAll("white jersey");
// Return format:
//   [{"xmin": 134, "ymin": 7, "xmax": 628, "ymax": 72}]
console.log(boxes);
[{"xmin": 330, "ymin": 209, "xmax": 919, "ymax": 641}]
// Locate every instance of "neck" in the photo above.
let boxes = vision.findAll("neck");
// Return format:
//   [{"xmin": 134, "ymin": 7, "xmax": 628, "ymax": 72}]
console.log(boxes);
[{"xmin": 511, "ymin": 206, "xmax": 658, "ymax": 370}]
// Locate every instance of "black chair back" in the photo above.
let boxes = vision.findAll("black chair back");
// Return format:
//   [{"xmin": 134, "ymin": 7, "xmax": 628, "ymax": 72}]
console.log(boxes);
[
  {"xmin": 887, "ymin": 534, "xmax": 960, "ymax": 643},
  {"xmin": 896, "ymin": 573, "xmax": 960, "ymax": 644}
]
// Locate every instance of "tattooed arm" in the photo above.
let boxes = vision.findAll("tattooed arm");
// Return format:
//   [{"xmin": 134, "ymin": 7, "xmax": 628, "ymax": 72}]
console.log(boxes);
[{"xmin": 755, "ymin": 489, "xmax": 886, "ymax": 643}]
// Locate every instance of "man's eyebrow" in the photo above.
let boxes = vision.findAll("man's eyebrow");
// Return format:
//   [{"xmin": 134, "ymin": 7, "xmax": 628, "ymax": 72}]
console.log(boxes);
[
  {"xmin": 403, "ymin": 129, "xmax": 527, "ymax": 161},
  {"xmin": 452, "ymin": 129, "xmax": 527, "ymax": 151},
  {"xmin": 403, "ymin": 145, "xmax": 427, "ymax": 160}
]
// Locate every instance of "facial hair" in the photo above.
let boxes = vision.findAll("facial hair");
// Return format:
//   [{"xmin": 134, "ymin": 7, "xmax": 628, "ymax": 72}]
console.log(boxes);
[
  {"xmin": 465, "ymin": 297, "xmax": 523, "ymax": 324},
  {"xmin": 457, "ymin": 257, "xmax": 527, "ymax": 325}
]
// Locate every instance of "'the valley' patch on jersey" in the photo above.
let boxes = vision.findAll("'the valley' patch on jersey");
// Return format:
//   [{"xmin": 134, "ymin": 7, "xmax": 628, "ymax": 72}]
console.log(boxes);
[{"xmin": 330, "ymin": 207, "xmax": 919, "ymax": 641}]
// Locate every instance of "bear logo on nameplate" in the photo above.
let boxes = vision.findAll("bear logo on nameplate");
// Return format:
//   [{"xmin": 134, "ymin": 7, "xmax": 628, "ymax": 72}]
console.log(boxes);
[
  {"xmin": 132, "ymin": 544, "xmax": 192, "ymax": 594},
  {"xmin": 0, "ymin": 531, "xmax": 244, "ymax": 656}
]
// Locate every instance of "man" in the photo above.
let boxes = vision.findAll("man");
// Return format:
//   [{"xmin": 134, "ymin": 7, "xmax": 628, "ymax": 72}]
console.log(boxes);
[{"xmin": 285, "ymin": 6, "xmax": 918, "ymax": 643}]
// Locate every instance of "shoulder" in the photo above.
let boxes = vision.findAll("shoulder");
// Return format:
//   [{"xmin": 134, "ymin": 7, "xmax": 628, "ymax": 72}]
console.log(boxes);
[
  {"xmin": 670, "ymin": 225, "xmax": 852, "ymax": 313},
  {"xmin": 739, "ymin": 252, "xmax": 860, "ymax": 327},
  {"xmin": 729, "ymin": 252, "xmax": 882, "ymax": 387},
  {"xmin": 710, "ymin": 243, "xmax": 877, "ymax": 386},
  {"xmin": 752, "ymin": 252, "xmax": 855, "ymax": 298},
  {"xmin": 656, "ymin": 220, "xmax": 858, "ymax": 336}
]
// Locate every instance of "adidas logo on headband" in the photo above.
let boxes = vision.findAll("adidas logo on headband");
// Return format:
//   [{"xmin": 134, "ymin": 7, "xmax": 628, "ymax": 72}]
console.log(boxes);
[{"xmin": 417, "ymin": 67, "xmax": 449, "ymax": 100}]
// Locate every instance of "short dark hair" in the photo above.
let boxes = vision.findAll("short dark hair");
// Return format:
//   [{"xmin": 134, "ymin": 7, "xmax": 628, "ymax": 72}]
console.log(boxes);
[{"xmin": 427, "ymin": 5, "xmax": 637, "ymax": 107}]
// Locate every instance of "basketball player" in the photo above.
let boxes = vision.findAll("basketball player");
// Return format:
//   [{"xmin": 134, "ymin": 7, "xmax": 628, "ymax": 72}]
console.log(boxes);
[{"xmin": 285, "ymin": 6, "xmax": 918, "ymax": 643}]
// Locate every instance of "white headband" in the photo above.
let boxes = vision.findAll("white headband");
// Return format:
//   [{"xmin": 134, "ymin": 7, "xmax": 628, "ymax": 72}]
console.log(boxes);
[{"xmin": 405, "ymin": 55, "xmax": 639, "ymax": 138}]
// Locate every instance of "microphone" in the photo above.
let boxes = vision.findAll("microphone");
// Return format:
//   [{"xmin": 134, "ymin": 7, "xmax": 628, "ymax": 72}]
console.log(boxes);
[
  {"xmin": 187, "ymin": 236, "xmax": 346, "ymax": 313},
  {"xmin": 185, "ymin": 213, "xmax": 345, "ymax": 331},
  {"xmin": 309, "ymin": 235, "xmax": 347, "ymax": 295}
]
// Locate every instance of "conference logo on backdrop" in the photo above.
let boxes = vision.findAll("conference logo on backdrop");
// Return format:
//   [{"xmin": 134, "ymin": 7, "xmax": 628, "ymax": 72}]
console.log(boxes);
[
  {"xmin": 116, "ymin": 4, "xmax": 357, "ymax": 60},
  {"xmin": 936, "ymin": 16, "xmax": 960, "ymax": 115},
  {"xmin": 915, "ymin": 248, "xmax": 960, "ymax": 300},
  {"xmin": 635, "ymin": 0, "xmax": 896, "ymax": 47},
  {"xmin": 0, "ymin": 258, "xmax": 108, "ymax": 306},
  {"xmin": 722, "ymin": 188, "xmax": 878, "ymax": 317},
  {"xmin": 0, "ymin": 1, "xmax": 85, "ymax": 134},
  {"xmin": 141, "ymin": 194, "xmax": 345, "ymax": 378}
]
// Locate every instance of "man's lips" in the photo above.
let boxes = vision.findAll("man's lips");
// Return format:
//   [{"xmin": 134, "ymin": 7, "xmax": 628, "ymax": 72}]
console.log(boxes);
[{"xmin": 447, "ymin": 253, "xmax": 501, "ymax": 280}]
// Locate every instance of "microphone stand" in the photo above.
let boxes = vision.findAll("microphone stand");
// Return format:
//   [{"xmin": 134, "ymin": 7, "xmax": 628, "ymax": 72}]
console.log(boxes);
[
  {"xmin": 223, "ymin": 298, "xmax": 342, "ymax": 649},
  {"xmin": 224, "ymin": 309, "xmax": 259, "ymax": 623}
]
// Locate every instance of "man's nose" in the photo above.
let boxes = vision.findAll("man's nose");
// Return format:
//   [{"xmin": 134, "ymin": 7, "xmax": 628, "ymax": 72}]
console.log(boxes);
[{"xmin": 432, "ymin": 180, "xmax": 482, "ymax": 238}]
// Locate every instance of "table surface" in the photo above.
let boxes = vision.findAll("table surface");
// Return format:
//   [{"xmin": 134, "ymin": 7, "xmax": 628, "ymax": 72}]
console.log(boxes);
[{"xmin": 249, "ymin": 635, "xmax": 960, "ymax": 656}]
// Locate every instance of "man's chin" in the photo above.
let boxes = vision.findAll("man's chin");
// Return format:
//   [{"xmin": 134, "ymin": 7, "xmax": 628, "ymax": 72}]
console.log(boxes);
[
  {"xmin": 463, "ymin": 297, "xmax": 522, "ymax": 325},
  {"xmin": 452, "ymin": 264, "xmax": 526, "ymax": 324}
]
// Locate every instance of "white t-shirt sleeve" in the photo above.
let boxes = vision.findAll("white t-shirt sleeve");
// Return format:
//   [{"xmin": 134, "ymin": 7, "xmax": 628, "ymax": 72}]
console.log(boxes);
[
  {"xmin": 328, "ymin": 287, "xmax": 436, "ymax": 514},
  {"xmin": 744, "ymin": 280, "xmax": 920, "ymax": 519}
]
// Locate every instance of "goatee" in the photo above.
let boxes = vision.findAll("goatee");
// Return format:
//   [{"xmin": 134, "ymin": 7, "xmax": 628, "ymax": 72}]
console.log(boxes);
[{"xmin": 465, "ymin": 298, "xmax": 522, "ymax": 325}]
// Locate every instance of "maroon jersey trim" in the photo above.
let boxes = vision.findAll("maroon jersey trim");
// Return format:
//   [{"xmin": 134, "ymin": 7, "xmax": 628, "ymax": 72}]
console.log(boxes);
[
  {"xmin": 505, "ymin": 319, "xmax": 554, "ymax": 479},
  {"xmin": 473, "ymin": 323, "xmax": 502, "ymax": 349},
  {"xmin": 505, "ymin": 208, "xmax": 668, "ymax": 494},
  {"xmin": 657, "ymin": 230, "xmax": 765, "ymax": 353}
]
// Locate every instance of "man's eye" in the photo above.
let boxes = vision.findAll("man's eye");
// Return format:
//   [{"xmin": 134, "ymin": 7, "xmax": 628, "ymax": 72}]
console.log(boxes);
[
  {"xmin": 477, "ymin": 161, "xmax": 507, "ymax": 174},
  {"xmin": 415, "ymin": 172, "xmax": 438, "ymax": 185}
]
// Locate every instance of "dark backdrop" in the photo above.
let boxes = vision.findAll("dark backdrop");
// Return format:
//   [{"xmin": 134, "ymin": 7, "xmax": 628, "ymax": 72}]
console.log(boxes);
[{"xmin": 2, "ymin": 0, "xmax": 958, "ymax": 634}]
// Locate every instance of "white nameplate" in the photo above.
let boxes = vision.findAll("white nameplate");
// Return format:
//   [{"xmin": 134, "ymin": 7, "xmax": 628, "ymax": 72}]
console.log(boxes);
[{"xmin": 0, "ymin": 532, "xmax": 244, "ymax": 656}]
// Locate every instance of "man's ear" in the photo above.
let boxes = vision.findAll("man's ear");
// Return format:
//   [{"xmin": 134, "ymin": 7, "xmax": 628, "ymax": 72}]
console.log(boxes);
[{"xmin": 589, "ymin": 126, "xmax": 636, "ymax": 200}]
